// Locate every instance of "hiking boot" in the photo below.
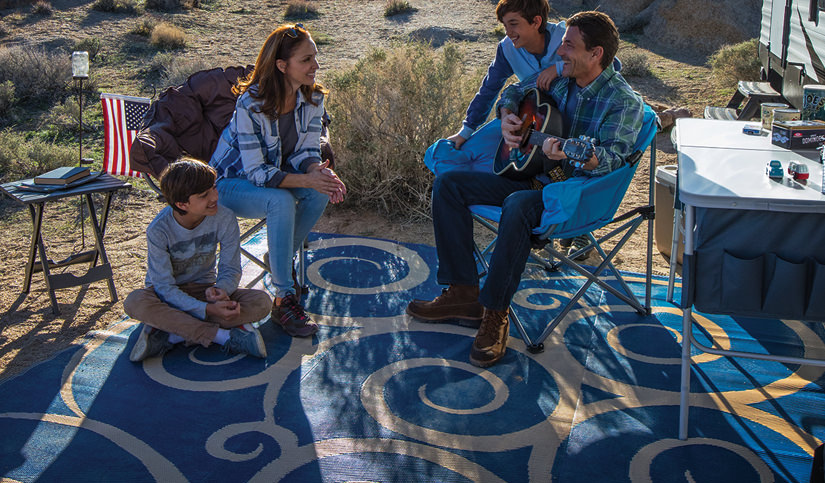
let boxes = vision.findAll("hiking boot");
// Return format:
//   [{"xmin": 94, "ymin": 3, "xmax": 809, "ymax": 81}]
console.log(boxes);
[
  {"xmin": 406, "ymin": 284, "xmax": 483, "ymax": 325},
  {"xmin": 224, "ymin": 324, "xmax": 267, "ymax": 358},
  {"xmin": 129, "ymin": 325, "xmax": 174, "ymax": 362},
  {"xmin": 566, "ymin": 234, "xmax": 592, "ymax": 262},
  {"xmin": 469, "ymin": 307, "xmax": 510, "ymax": 368},
  {"xmin": 272, "ymin": 293, "xmax": 318, "ymax": 337}
]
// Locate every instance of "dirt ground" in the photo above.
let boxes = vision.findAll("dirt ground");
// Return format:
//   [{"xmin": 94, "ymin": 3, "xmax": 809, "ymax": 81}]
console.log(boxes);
[{"xmin": 0, "ymin": 0, "xmax": 715, "ymax": 380}]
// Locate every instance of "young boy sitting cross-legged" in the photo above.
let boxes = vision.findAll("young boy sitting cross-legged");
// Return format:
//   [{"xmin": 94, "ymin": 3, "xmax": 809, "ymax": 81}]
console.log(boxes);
[{"xmin": 124, "ymin": 159, "xmax": 273, "ymax": 362}]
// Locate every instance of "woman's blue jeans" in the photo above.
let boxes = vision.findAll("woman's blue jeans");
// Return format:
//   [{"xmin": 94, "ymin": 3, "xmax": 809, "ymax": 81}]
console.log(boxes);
[
  {"xmin": 216, "ymin": 177, "xmax": 329, "ymax": 298},
  {"xmin": 432, "ymin": 170, "xmax": 543, "ymax": 311}
]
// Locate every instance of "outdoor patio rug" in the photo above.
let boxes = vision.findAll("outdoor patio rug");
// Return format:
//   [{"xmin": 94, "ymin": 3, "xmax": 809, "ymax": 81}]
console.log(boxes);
[{"xmin": 1, "ymin": 233, "xmax": 824, "ymax": 482}]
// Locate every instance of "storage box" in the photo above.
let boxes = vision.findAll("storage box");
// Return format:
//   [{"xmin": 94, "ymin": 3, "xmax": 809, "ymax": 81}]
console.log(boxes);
[
  {"xmin": 654, "ymin": 165, "xmax": 684, "ymax": 264},
  {"xmin": 771, "ymin": 119, "xmax": 825, "ymax": 150}
]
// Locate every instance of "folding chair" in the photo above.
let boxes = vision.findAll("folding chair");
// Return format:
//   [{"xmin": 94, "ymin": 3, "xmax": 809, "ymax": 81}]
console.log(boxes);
[
  {"xmin": 100, "ymin": 89, "xmax": 307, "ymax": 289},
  {"xmin": 466, "ymin": 104, "xmax": 660, "ymax": 353}
]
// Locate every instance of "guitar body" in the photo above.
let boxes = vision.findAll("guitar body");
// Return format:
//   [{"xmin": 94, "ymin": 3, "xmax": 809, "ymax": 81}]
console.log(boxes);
[{"xmin": 494, "ymin": 88, "xmax": 564, "ymax": 180}]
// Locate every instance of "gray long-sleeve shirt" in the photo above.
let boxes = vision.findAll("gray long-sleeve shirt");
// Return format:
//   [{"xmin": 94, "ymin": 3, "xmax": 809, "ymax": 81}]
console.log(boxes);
[{"xmin": 144, "ymin": 205, "xmax": 241, "ymax": 319}]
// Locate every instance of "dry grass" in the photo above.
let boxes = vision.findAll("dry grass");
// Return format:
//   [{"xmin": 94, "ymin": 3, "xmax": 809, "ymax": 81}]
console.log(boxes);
[
  {"xmin": 0, "ymin": 45, "xmax": 70, "ymax": 104},
  {"xmin": 284, "ymin": 0, "xmax": 318, "ymax": 19},
  {"xmin": 621, "ymin": 51, "xmax": 652, "ymax": 78},
  {"xmin": 150, "ymin": 22, "xmax": 186, "ymax": 49},
  {"xmin": 0, "ymin": 129, "xmax": 76, "ymax": 183},
  {"xmin": 151, "ymin": 52, "xmax": 211, "ymax": 87},
  {"xmin": 92, "ymin": 0, "xmax": 139, "ymax": 14},
  {"xmin": 708, "ymin": 38, "xmax": 761, "ymax": 86},
  {"xmin": 384, "ymin": 0, "xmax": 414, "ymax": 17},
  {"xmin": 327, "ymin": 42, "xmax": 482, "ymax": 220},
  {"xmin": 31, "ymin": 0, "xmax": 52, "ymax": 15},
  {"xmin": 130, "ymin": 17, "xmax": 158, "ymax": 36}
]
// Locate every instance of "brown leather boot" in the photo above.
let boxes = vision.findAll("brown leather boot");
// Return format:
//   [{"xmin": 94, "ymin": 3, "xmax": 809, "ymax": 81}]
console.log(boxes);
[
  {"xmin": 406, "ymin": 284, "xmax": 483, "ymax": 325},
  {"xmin": 469, "ymin": 307, "xmax": 510, "ymax": 368}
]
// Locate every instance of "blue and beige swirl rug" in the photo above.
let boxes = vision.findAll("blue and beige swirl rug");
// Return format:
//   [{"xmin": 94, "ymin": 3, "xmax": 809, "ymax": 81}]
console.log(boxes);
[{"xmin": 1, "ymin": 233, "xmax": 824, "ymax": 482}]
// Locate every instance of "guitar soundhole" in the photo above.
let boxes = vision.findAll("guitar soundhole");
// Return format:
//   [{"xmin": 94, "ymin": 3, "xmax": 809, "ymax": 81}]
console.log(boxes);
[{"xmin": 517, "ymin": 91, "xmax": 547, "ymax": 154}]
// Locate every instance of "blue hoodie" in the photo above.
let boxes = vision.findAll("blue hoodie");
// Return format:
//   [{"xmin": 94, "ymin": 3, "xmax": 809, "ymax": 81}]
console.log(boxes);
[
  {"xmin": 458, "ymin": 21, "xmax": 567, "ymax": 139},
  {"xmin": 458, "ymin": 21, "xmax": 622, "ymax": 139}
]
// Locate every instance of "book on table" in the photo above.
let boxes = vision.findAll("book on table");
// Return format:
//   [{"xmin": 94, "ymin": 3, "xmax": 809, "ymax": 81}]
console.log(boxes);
[{"xmin": 34, "ymin": 166, "xmax": 91, "ymax": 185}]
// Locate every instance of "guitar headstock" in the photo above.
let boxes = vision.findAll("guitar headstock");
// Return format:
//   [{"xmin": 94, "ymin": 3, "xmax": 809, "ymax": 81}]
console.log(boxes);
[{"xmin": 562, "ymin": 135, "xmax": 595, "ymax": 164}]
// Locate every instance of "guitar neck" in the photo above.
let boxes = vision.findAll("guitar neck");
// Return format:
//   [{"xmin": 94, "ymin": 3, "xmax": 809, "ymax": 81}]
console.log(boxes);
[{"xmin": 528, "ymin": 130, "xmax": 565, "ymax": 147}]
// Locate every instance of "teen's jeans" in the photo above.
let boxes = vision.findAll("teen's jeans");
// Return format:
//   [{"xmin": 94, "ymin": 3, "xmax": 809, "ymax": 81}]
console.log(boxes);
[
  {"xmin": 124, "ymin": 283, "xmax": 272, "ymax": 347},
  {"xmin": 431, "ymin": 170, "xmax": 543, "ymax": 311},
  {"xmin": 216, "ymin": 177, "xmax": 329, "ymax": 298}
]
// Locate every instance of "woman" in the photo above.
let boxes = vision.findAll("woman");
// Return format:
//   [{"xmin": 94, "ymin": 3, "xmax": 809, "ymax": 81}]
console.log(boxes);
[{"xmin": 210, "ymin": 24, "xmax": 346, "ymax": 338}]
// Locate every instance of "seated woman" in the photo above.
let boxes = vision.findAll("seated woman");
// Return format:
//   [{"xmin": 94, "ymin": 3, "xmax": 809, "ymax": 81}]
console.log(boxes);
[{"xmin": 210, "ymin": 24, "xmax": 346, "ymax": 338}]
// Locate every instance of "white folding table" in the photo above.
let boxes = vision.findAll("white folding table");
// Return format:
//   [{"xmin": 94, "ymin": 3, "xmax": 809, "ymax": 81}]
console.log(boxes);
[{"xmin": 674, "ymin": 118, "xmax": 825, "ymax": 440}]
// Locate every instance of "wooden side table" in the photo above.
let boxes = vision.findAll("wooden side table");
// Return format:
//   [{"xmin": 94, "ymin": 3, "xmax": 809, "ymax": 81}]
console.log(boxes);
[{"xmin": 0, "ymin": 173, "xmax": 131, "ymax": 314}]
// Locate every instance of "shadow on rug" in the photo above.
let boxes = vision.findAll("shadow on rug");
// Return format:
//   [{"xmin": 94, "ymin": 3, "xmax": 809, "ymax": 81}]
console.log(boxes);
[{"xmin": 1, "ymin": 233, "xmax": 823, "ymax": 482}]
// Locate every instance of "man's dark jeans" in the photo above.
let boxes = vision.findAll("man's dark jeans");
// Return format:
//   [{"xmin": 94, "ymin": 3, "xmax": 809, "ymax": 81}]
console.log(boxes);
[{"xmin": 431, "ymin": 170, "xmax": 543, "ymax": 311}]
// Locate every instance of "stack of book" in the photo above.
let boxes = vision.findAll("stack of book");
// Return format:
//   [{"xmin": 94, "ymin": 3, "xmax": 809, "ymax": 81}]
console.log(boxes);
[
  {"xmin": 34, "ymin": 166, "xmax": 91, "ymax": 185},
  {"xmin": 17, "ymin": 167, "xmax": 100, "ymax": 193}
]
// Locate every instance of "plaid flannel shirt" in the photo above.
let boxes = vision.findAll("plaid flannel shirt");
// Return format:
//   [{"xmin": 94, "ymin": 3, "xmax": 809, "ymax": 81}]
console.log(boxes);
[
  {"xmin": 210, "ymin": 85, "xmax": 325, "ymax": 187},
  {"xmin": 497, "ymin": 64, "xmax": 644, "ymax": 177}
]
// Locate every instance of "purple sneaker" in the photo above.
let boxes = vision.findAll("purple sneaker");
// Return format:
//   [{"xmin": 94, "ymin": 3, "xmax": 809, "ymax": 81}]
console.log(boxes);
[{"xmin": 272, "ymin": 293, "xmax": 318, "ymax": 337}]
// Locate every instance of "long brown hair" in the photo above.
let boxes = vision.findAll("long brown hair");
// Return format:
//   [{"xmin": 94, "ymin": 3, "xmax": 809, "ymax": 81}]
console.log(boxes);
[{"xmin": 234, "ymin": 24, "xmax": 326, "ymax": 118}]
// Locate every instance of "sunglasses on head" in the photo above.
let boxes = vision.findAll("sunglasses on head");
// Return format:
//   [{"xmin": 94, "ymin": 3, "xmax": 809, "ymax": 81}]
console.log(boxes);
[{"xmin": 285, "ymin": 23, "xmax": 304, "ymax": 38}]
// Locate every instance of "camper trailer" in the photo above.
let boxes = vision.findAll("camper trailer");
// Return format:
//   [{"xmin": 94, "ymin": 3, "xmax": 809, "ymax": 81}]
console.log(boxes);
[{"xmin": 760, "ymin": 0, "xmax": 825, "ymax": 108}]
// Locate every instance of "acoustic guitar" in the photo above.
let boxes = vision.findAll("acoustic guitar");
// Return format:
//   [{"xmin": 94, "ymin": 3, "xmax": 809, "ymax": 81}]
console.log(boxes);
[{"xmin": 494, "ymin": 87, "xmax": 595, "ymax": 181}]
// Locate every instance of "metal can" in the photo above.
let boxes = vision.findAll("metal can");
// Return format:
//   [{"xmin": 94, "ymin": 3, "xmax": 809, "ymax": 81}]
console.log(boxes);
[
  {"xmin": 772, "ymin": 108, "xmax": 801, "ymax": 124},
  {"xmin": 803, "ymin": 85, "xmax": 825, "ymax": 121},
  {"xmin": 761, "ymin": 102, "xmax": 789, "ymax": 131}
]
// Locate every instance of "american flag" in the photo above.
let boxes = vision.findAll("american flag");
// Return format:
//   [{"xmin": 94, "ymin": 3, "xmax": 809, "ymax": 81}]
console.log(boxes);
[{"xmin": 100, "ymin": 93, "xmax": 150, "ymax": 178}]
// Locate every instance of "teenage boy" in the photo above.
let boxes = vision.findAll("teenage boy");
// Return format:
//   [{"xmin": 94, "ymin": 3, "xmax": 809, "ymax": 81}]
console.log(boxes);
[
  {"xmin": 124, "ymin": 160, "xmax": 273, "ymax": 362},
  {"xmin": 440, "ymin": 0, "xmax": 566, "ymax": 155}
]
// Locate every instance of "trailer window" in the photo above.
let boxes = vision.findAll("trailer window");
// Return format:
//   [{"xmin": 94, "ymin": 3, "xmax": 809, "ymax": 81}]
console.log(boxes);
[{"xmin": 812, "ymin": 0, "xmax": 825, "ymax": 22}]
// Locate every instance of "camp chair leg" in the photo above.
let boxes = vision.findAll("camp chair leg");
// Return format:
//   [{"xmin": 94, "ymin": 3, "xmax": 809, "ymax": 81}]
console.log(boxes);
[
  {"xmin": 297, "ymin": 242, "xmax": 308, "ymax": 293},
  {"xmin": 507, "ymin": 308, "xmax": 544, "ymax": 353},
  {"xmin": 239, "ymin": 219, "xmax": 269, "ymax": 271}
]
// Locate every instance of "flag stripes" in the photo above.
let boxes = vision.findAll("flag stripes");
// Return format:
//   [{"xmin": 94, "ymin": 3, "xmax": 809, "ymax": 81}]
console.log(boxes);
[{"xmin": 100, "ymin": 93, "xmax": 150, "ymax": 178}]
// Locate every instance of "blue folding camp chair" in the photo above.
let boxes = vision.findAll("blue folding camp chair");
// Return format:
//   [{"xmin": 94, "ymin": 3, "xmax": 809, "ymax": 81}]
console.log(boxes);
[{"xmin": 427, "ymin": 104, "xmax": 660, "ymax": 353}]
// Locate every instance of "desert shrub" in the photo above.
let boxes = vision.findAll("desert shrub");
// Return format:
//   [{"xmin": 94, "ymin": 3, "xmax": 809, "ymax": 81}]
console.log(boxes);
[
  {"xmin": 92, "ymin": 0, "xmax": 139, "ymax": 13},
  {"xmin": 312, "ymin": 31, "xmax": 332, "ymax": 45},
  {"xmin": 151, "ymin": 52, "xmax": 211, "ymax": 87},
  {"xmin": 326, "ymin": 42, "xmax": 482, "ymax": 220},
  {"xmin": 385, "ymin": 0, "xmax": 414, "ymax": 17},
  {"xmin": 491, "ymin": 24, "xmax": 505, "ymax": 39},
  {"xmin": 146, "ymin": 0, "xmax": 189, "ymax": 11},
  {"xmin": 284, "ymin": 0, "xmax": 318, "ymax": 19},
  {"xmin": 620, "ymin": 51, "xmax": 651, "ymax": 77},
  {"xmin": 73, "ymin": 38, "xmax": 102, "ymax": 61},
  {"xmin": 709, "ymin": 38, "xmax": 760, "ymax": 86},
  {"xmin": 0, "ymin": 81, "xmax": 15, "ymax": 118},
  {"xmin": 131, "ymin": 17, "xmax": 158, "ymax": 36},
  {"xmin": 0, "ymin": 45, "xmax": 70, "ymax": 103},
  {"xmin": 0, "ymin": 130, "xmax": 75, "ymax": 183},
  {"xmin": 150, "ymin": 22, "xmax": 186, "ymax": 49},
  {"xmin": 32, "ymin": 0, "xmax": 53, "ymax": 15}
]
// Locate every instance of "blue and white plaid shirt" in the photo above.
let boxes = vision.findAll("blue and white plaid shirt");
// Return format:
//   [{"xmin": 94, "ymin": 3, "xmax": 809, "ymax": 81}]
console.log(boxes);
[
  {"xmin": 497, "ymin": 64, "xmax": 644, "ymax": 177},
  {"xmin": 210, "ymin": 85, "xmax": 326, "ymax": 187}
]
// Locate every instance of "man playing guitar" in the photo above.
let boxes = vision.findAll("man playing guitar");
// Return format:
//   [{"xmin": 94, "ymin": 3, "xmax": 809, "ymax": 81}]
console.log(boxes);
[{"xmin": 407, "ymin": 11, "xmax": 645, "ymax": 368}]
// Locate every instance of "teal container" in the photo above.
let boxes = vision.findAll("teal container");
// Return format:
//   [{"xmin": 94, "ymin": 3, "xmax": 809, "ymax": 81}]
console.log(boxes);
[{"xmin": 802, "ymin": 84, "xmax": 825, "ymax": 121}]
